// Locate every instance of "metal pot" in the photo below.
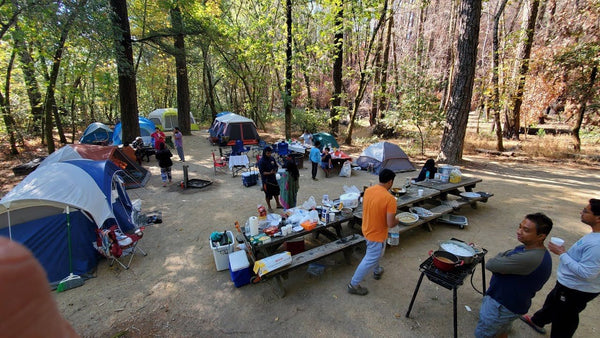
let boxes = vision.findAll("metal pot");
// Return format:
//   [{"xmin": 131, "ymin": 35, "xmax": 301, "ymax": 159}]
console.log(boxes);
[
  {"xmin": 439, "ymin": 239, "xmax": 477, "ymax": 264},
  {"xmin": 429, "ymin": 250, "xmax": 464, "ymax": 272}
]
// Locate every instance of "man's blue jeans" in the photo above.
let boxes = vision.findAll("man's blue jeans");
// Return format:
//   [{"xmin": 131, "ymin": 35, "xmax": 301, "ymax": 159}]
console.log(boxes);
[{"xmin": 350, "ymin": 240, "xmax": 385, "ymax": 286}]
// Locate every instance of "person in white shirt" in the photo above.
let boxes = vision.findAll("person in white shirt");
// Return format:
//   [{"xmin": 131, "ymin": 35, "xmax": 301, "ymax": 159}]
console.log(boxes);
[{"xmin": 301, "ymin": 130, "xmax": 312, "ymax": 146}]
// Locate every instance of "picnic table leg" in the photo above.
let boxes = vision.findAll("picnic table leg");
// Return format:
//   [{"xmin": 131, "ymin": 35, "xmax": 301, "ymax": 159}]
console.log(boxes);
[{"xmin": 274, "ymin": 275, "xmax": 286, "ymax": 298}]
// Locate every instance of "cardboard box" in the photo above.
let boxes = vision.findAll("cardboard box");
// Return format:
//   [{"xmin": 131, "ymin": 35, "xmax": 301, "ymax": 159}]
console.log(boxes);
[{"xmin": 253, "ymin": 251, "xmax": 292, "ymax": 277}]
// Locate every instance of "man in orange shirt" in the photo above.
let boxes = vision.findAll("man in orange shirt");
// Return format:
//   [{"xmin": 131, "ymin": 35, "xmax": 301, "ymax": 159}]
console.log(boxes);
[{"xmin": 348, "ymin": 169, "xmax": 398, "ymax": 295}]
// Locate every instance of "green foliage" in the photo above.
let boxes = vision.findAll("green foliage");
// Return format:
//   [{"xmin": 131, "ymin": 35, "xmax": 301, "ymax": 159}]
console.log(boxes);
[
  {"xmin": 389, "ymin": 61, "xmax": 444, "ymax": 132},
  {"xmin": 536, "ymin": 128, "xmax": 546, "ymax": 137},
  {"xmin": 291, "ymin": 108, "xmax": 329, "ymax": 133}
]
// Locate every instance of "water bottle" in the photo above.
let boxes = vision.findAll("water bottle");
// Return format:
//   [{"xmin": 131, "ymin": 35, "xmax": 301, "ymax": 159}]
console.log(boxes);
[{"xmin": 425, "ymin": 170, "xmax": 430, "ymax": 182}]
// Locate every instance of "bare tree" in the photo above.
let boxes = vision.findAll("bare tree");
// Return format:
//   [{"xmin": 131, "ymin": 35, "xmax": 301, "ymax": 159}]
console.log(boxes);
[
  {"xmin": 491, "ymin": 0, "xmax": 509, "ymax": 151},
  {"xmin": 504, "ymin": 0, "xmax": 540, "ymax": 139}
]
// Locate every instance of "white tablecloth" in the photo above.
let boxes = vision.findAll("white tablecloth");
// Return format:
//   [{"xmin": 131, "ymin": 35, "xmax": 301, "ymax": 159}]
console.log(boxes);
[
  {"xmin": 288, "ymin": 143, "xmax": 306, "ymax": 154},
  {"xmin": 229, "ymin": 155, "xmax": 249, "ymax": 169}
]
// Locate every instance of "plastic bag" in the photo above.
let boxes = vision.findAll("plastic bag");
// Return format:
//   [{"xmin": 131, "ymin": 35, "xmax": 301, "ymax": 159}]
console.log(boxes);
[
  {"xmin": 339, "ymin": 161, "xmax": 352, "ymax": 177},
  {"xmin": 301, "ymin": 196, "xmax": 317, "ymax": 210},
  {"xmin": 449, "ymin": 168, "xmax": 462, "ymax": 183},
  {"xmin": 343, "ymin": 185, "xmax": 361, "ymax": 194}
]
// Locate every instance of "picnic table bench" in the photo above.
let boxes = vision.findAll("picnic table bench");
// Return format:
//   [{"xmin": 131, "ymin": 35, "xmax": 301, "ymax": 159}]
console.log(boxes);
[{"xmin": 252, "ymin": 234, "xmax": 365, "ymax": 297}]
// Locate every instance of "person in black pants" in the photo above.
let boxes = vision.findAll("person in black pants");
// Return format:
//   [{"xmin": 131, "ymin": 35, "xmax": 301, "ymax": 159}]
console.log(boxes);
[{"xmin": 309, "ymin": 141, "xmax": 322, "ymax": 181}]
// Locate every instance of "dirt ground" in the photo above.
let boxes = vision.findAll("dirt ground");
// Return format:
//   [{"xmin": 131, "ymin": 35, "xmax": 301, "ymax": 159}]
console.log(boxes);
[{"xmin": 8, "ymin": 130, "xmax": 598, "ymax": 337}]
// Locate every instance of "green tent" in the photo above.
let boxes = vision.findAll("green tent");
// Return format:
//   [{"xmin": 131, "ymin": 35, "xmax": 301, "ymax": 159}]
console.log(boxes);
[{"xmin": 312, "ymin": 132, "xmax": 339, "ymax": 150}]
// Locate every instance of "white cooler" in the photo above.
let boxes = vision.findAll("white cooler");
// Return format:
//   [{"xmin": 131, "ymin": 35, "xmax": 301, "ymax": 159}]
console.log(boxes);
[{"xmin": 210, "ymin": 231, "xmax": 234, "ymax": 271}]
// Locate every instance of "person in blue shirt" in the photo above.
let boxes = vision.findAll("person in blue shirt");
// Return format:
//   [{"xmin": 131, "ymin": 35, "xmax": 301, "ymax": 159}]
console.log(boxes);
[
  {"xmin": 475, "ymin": 212, "xmax": 553, "ymax": 338},
  {"xmin": 309, "ymin": 141, "xmax": 322, "ymax": 181},
  {"xmin": 521, "ymin": 199, "xmax": 600, "ymax": 337}
]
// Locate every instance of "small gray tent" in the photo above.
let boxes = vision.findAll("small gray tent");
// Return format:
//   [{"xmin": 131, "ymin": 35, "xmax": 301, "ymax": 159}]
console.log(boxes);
[{"xmin": 356, "ymin": 141, "xmax": 415, "ymax": 173}]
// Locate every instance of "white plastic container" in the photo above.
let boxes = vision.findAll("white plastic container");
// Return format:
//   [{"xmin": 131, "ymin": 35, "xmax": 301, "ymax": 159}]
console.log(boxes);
[{"xmin": 210, "ymin": 231, "xmax": 234, "ymax": 271}]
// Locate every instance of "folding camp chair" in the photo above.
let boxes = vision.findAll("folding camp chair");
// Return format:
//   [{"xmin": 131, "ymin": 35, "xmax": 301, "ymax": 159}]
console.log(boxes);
[
  {"xmin": 94, "ymin": 225, "xmax": 147, "ymax": 270},
  {"xmin": 212, "ymin": 150, "xmax": 228, "ymax": 175},
  {"xmin": 231, "ymin": 139, "xmax": 250, "ymax": 156}
]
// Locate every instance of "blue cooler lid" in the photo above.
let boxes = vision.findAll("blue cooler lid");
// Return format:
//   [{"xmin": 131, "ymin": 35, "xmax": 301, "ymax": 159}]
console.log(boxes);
[{"xmin": 229, "ymin": 250, "xmax": 250, "ymax": 272}]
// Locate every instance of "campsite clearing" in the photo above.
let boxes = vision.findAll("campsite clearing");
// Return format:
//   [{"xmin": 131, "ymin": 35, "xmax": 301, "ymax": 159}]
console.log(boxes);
[{"xmin": 2, "ymin": 130, "xmax": 599, "ymax": 337}]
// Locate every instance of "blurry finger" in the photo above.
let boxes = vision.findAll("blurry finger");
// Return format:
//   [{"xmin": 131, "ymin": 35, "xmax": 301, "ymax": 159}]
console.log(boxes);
[{"xmin": 0, "ymin": 237, "xmax": 78, "ymax": 337}]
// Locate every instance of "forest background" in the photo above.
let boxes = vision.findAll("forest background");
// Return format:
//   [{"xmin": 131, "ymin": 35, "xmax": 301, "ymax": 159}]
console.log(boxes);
[{"xmin": 0, "ymin": 0, "xmax": 598, "ymax": 166}]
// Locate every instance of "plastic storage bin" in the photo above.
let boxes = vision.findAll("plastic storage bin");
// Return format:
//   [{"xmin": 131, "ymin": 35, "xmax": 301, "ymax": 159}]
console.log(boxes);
[
  {"xmin": 210, "ymin": 231, "xmax": 234, "ymax": 271},
  {"xmin": 229, "ymin": 250, "xmax": 251, "ymax": 287},
  {"xmin": 242, "ymin": 170, "xmax": 259, "ymax": 187}
]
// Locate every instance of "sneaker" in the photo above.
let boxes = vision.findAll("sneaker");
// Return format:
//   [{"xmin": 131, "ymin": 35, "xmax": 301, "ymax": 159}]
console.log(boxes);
[
  {"xmin": 347, "ymin": 283, "xmax": 368, "ymax": 295},
  {"xmin": 312, "ymin": 177, "xmax": 319, "ymax": 181},
  {"xmin": 519, "ymin": 315, "xmax": 546, "ymax": 334},
  {"xmin": 374, "ymin": 267, "xmax": 384, "ymax": 280}
]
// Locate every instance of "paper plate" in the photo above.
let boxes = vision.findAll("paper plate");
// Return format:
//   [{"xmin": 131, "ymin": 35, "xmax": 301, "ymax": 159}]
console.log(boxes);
[
  {"xmin": 460, "ymin": 192, "xmax": 480, "ymax": 199},
  {"xmin": 396, "ymin": 212, "xmax": 419, "ymax": 225}
]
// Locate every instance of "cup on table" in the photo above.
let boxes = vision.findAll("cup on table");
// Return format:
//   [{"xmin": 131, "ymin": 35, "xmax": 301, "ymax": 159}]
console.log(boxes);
[
  {"xmin": 329, "ymin": 212, "xmax": 336, "ymax": 222},
  {"xmin": 417, "ymin": 189, "xmax": 424, "ymax": 197},
  {"xmin": 550, "ymin": 237, "xmax": 565, "ymax": 246}
]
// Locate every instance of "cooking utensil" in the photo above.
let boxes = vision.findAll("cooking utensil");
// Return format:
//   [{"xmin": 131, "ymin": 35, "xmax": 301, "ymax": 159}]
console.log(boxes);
[
  {"xmin": 439, "ymin": 239, "xmax": 477, "ymax": 264},
  {"xmin": 429, "ymin": 250, "xmax": 463, "ymax": 271}
]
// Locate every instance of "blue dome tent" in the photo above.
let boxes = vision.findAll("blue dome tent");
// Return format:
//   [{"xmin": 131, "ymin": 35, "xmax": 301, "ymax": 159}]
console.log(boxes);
[{"xmin": 113, "ymin": 117, "xmax": 156, "ymax": 146}]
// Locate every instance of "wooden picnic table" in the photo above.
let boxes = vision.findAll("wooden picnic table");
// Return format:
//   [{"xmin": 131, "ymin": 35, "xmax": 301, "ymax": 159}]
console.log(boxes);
[
  {"xmin": 352, "ymin": 177, "xmax": 492, "ymax": 235},
  {"xmin": 413, "ymin": 176, "xmax": 482, "ymax": 200},
  {"xmin": 237, "ymin": 209, "xmax": 365, "ymax": 297}
]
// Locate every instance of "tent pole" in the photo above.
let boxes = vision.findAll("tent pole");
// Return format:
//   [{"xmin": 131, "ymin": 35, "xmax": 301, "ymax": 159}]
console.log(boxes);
[{"xmin": 7, "ymin": 208, "xmax": 12, "ymax": 241}]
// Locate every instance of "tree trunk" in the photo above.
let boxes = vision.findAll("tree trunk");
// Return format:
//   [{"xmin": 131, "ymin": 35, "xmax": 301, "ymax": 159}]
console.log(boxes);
[
  {"xmin": 201, "ymin": 43, "xmax": 217, "ymax": 120},
  {"xmin": 345, "ymin": 0, "xmax": 388, "ymax": 145},
  {"xmin": 330, "ymin": 0, "xmax": 344, "ymax": 136},
  {"xmin": 12, "ymin": 24, "xmax": 43, "ymax": 136},
  {"xmin": 109, "ymin": 0, "xmax": 139, "ymax": 145},
  {"xmin": 42, "ymin": 0, "xmax": 86, "ymax": 153},
  {"xmin": 377, "ymin": 13, "xmax": 394, "ymax": 119},
  {"xmin": 171, "ymin": 6, "xmax": 191, "ymax": 135},
  {"xmin": 492, "ymin": 0, "xmax": 509, "ymax": 151},
  {"xmin": 440, "ymin": 0, "xmax": 459, "ymax": 111},
  {"xmin": 571, "ymin": 66, "xmax": 597, "ymax": 151},
  {"xmin": 505, "ymin": 0, "xmax": 540, "ymax": 140},
  {"xmin": 284, "ymin": 0, "xmax": 292, "ymax": 139},
  {"xmin": 439, "ymin": 0, "xmax": 482, "ymax": 164},
  {"xmin": 1, "ymin": 49, "xmax": 19, "ymax": 155}
]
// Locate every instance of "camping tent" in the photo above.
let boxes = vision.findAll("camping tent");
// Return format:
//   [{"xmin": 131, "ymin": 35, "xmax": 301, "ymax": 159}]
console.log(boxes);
[
  {"xmin": 112, "ymin": 117, "xmax": 156, "ymax": 146},
  {"xmin": 312, "ymin": 132, "xmax": 339, "ymax": 150},
  {"xmin": 38, "ymin": 144, "xmax": 150, "ymax": 189},
  {"xmin": 208, "ymin": 112, "xmax": 260, "ymax": 146},
  {"xmin": 0, "ymin": 160, "xmax": 137, "ymax": 285},
  {"xmin": 79, "ymin": 122, "xmax": 113, "ymax": 145},
  {"xmin": 148, "ymin": 108, "xmax": 200, "ymax": 131},
  {"xmin": 356, "ymin": 141, "xmax": 415, "ymax": 173}
]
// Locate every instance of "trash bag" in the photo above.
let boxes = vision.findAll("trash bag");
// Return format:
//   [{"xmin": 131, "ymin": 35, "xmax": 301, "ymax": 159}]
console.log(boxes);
[{"xmin": 339, "ymin": 161, "xmax": 352, "ymax": 177}]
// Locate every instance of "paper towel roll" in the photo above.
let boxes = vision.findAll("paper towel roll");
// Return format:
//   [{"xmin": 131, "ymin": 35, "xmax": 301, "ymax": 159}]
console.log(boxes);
[{"xmin": 249, "ymin": 216, "xmax": 259, "ymax": 236}]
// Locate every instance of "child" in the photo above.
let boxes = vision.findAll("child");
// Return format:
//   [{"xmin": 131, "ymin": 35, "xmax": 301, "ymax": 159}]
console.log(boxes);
[{"xmin": 321, "ymin": 147, "xmax": 333, "ymax": 178}]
